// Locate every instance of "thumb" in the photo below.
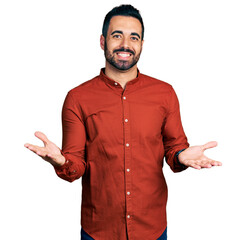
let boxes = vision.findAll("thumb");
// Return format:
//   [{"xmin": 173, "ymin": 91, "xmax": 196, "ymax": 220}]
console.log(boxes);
[
  {"xmin": 202, "ymin": 141, "xmax": 218, "ymax": 151},
  {"xmin": 34, "ymin": 131, "xmax": 49, "ymax": 145}
]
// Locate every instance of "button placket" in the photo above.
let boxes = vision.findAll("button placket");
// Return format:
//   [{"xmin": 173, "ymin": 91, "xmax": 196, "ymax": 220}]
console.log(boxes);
[{"xmin": 121, "ymin": 94, "xmax": 133, "ymax": 232}]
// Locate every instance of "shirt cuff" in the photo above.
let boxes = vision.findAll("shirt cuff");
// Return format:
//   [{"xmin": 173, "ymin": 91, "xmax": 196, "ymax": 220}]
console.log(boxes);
[{"xmin": 175, "ymin": 148, "xmax": 188, "ymax": 170}]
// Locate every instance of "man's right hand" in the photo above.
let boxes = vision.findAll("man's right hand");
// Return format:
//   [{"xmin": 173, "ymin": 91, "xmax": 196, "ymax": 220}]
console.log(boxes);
[{"xmin": 24, "ymin": 131, "xmax": 66, "ymax": 167}]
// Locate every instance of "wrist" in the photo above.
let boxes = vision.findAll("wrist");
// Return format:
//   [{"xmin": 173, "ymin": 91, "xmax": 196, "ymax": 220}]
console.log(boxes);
[
  {"xmin": 175, "ymin": 148, "xmax": 187, "ymax": 166},
  {"xmin": 51, "ymin": 155, "xmax": 66, "ymax": 168}
]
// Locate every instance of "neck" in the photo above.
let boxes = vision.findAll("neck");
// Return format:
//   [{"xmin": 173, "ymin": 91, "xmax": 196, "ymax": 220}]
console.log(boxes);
[{"xmin": 105, "ymin": 62, "xmax": 138, "ymax": 84}]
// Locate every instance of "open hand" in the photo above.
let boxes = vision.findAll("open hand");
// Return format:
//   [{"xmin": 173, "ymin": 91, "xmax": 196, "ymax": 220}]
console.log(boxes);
[
  {"xmin": 178, "ymin": 141, "xmax": 222, "ymax": 170},
  {"xmin": 24, "ymin": 131, "xmax": 65, "ymax": 167}
]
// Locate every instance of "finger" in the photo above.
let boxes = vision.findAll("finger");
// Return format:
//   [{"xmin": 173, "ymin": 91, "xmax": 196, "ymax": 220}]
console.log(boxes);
[
  {"xmin": 202, "ymin": 141, "xmax": 218, "ymax": 151},
  {"xmin": 182, "ymin": 159, "xmax": 201, "ymax": 170},
  {"xmin": 25, "ymin": 143, "xmax": 40, "ymax": 153},
  {"xmin": 185, "ymin": 160, "xmax": 201, "ymax": 170},
  {"xmin": 209, "ymin": 160, "xmax": 222, "ymax": 167},
  {"xmin": 198, "ymin": 158, "xmax": 222, "ymax": 168},
  {"xmin": 34, "ymin": 131, "xmax": 49, "ymax": 145},
  {"xmin": 24, "ymin": 143, "xmax": 30, "ymax": 148},
  {"xmin": 190, "ymin": 163, "xmax": 201, "ymax": 170},
  {"xmin": 25, "ymin": 143, "xmax": 45, "ymax": 156},
  {"xmin": 200, "ymin": 160, "xmax": 212, "ymax": 168},
  {"xmin": 191, "ymin": 160, "xmax": 211, "ymax": 168},
  {"xmin": 24, "ymin": 143, "xmax": 37, "ymax": 150}
]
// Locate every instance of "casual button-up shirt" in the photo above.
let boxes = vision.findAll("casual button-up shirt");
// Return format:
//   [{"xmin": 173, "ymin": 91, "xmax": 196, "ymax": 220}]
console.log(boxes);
[{"xmin": 54, "ymin": 68, "xmax": 189, "ymax": 240}]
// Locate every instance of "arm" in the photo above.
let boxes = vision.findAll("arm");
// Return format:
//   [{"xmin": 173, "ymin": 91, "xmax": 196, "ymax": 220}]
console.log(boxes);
[
  {"xmin": 161, "ymin": 86, "xmax": 222, "ymax": 171},
  {"xmin": 24, "ymin": 91, "xmax": 87, "ymax": 182},
  {"xmin": 54, "ymin": 91, "xmax": 87, "ymax": 182},
  {"xmin": 162, "ymin": 86, "xmax": 190, "ymax": 172},
  {"xmin": 164, "ymin": 87, "xmax": 222, "ymax": 170}
]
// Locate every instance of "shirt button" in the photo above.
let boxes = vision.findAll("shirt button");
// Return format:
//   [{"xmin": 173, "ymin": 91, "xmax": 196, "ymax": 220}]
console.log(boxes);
[
  {"xmin": 114, "ymin": 82, "xmax": 118, "ymax": 85},
  {"xmin": 125, "ymin": 119, "xmax": 128, "ymax": 122},
  {"xmin": 127, "ymin": 215, "xmax": 130, "ymax": 219},
  {"xmin": 126, "ymin": 143, "xmax": 129, "ymax": 147},
  {"xmin": 126, "ymin": 168, "xmax": 130, "ymax": 172},
  {"xmin": 127, "ymin": 191, "xmax": 130, "ymax": 195},
  {"xmin": 123, "ymin": 96, "xmax": 126, "ymax": 100}
]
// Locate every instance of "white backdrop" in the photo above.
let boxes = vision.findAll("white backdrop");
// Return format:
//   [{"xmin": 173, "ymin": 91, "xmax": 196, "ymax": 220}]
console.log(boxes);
[{"xmin": 0, "ymin": 0, "xmax": 245, "ymax": 239}]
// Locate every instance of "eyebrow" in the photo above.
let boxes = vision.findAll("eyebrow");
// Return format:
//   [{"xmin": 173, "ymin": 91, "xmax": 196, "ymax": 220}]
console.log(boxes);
[{"xmin": 111, "ymin": 30, "xmax": 141, "ymax": 39}]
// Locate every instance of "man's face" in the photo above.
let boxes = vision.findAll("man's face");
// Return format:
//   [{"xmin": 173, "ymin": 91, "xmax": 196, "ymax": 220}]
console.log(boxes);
[{"xmin": 101, "ymin": 16, "xmax": 144, "ymax": 71}]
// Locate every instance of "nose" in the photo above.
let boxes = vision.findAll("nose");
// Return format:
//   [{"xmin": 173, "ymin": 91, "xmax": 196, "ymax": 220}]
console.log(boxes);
[{"xmin": 119, "ymin": 36, "xmax": 130, "ymax": 49}]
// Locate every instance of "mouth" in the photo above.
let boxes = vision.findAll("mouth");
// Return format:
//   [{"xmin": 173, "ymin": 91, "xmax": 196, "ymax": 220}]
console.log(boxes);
[{"xmin": 116, "ymin": 52, "xmax": 133, "ymax": 60}]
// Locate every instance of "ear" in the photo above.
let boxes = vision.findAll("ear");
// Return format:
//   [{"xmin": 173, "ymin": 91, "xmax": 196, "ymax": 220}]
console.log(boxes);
[{"xmin": 100, "ymin": 35, "xmax": 105, "ymax": 50}]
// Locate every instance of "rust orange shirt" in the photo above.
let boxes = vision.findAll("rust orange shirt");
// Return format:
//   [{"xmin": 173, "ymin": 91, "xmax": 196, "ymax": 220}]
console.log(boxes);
[{"xmin": 54, "ymin": 68, "xmax": 189, "ymax": 240}]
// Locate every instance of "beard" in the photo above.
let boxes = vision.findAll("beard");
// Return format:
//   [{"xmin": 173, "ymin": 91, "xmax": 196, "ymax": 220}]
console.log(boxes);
[{"xmin": 104, "ymin": 41, "xmax": 142, "ymax": 71}]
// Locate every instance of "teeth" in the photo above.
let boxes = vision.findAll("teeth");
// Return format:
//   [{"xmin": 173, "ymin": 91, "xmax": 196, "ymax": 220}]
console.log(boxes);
[{"xmin": 118, "ymin": 53, "xmax": 130, "ymax": 57}]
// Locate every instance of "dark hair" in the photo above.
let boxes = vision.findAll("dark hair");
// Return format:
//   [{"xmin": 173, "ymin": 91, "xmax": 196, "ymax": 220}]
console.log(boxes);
[{"xmin": 102, "ymin": 4, "xmax": 144, "ymax": 40}]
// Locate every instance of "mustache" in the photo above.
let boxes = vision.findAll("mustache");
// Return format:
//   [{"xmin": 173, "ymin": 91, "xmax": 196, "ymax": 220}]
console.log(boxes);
[{"xmin": 113, "ymin": 48, "xmax": 135, "ymax": 55}]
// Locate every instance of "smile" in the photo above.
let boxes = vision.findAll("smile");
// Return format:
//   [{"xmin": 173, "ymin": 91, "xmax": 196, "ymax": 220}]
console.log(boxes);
[
  {"xmin": 117, "ymin": 52, "xmax": 131, "ymax": 57},
  {"xmin": 116, "ymin": 52, "xmax": 132, "ymax": 59}
]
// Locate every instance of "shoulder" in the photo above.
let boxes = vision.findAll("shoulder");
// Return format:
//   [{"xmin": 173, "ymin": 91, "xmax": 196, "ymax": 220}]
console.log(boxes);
[
  {"xmin": 140, "ymin": 72, "xmax": 174, "ymax": 92},
  {"xmin": 66, "ymin": 75, "xmax": 100, "ymax": 98}
]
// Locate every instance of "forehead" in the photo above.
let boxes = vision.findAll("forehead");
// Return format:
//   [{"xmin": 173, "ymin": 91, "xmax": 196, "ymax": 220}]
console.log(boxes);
[{"xmin": 108, "ymin": 16, "xmax": 142, "ymax": 36}]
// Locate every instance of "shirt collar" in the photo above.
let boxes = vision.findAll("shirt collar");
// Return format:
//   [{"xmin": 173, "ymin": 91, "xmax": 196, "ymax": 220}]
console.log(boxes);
[{"xmin": 99, "ymin": 68, "xmax": 141, "ymax": 88}]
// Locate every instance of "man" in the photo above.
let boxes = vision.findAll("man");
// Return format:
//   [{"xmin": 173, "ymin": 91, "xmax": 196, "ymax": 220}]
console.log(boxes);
[{"xmin": 24, "ymin": 4, "xmax": 222, "ymax": 240}]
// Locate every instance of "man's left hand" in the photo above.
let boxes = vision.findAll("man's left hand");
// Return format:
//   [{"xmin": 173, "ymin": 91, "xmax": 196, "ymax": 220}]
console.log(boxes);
[{"xmin": 178, "ymin": 141, "xmax": 222, "ymax": 170}]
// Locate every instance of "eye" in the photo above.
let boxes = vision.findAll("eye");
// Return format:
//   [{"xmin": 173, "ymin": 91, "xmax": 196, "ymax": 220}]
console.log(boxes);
[
  {"xmin": 113, "ymin": 34, "xmax": 122, "ymax": 39},
  {"xmin": 131, "ymin": 36, "xmax": 139, "ymax": 41}
]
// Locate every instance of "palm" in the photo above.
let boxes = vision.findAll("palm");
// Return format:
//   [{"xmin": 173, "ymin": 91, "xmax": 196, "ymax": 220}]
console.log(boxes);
[
  {"xmin": 42, "ymin": 140, "xmax": 61, "ymax": 159},
  {"xmin": 178, "ymin": 141, "xmax": 222, "ymax": 170}
]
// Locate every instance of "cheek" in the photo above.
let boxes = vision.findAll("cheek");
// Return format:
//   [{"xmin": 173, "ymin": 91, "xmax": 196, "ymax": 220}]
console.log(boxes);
[
  {"xmin": 134, "ymin": 44, "xmax": 142, "ymax": 54},
  {"xmin": 106, "ymin": 39, "xmax": 119, "ymax": 51}
]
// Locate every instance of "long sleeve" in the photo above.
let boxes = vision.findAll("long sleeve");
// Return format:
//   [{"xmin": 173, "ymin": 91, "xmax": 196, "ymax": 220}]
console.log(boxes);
[
  {"xmin": 162, "ymin": 86, "xmax": 189, "ymax": 172},
  {"xmin": 54, "ymin": 91, "xmax": 87, "ymax": 182}
]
